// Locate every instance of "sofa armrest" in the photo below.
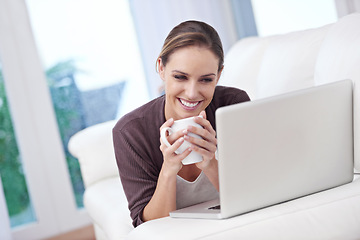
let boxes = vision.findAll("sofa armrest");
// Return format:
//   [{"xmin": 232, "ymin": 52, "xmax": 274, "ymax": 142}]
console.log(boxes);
[
  {"xmin": 84, "ymin": 177, "xmax": 133, "ymax": 240},
  {"xmin": 68, "ymin": 120, "xmax": 119, "ymax": 188}
]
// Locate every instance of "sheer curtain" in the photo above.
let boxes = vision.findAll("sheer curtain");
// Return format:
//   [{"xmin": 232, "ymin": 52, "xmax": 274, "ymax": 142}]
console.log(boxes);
[
  {"xmin": 335, "ymin": 0, "xmax": 360, "ymax": 17},
  {"xmin": 129, "ymin": 0, "xmax": 238, "ymax": 98}
]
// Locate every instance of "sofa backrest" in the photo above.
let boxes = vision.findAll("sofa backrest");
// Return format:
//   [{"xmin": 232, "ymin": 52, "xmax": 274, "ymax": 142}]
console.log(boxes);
[
  {"xmin": 314, "ymin": 13, "xmax": 360, "ymax": 172},
  {"xmin": 68, "ymin": 120, "xmax": 119, "ymax": 187},
  {"xmin": 255, "ymin": 25, "xmax": 331, "ymax": 99},
  {"xmin": 221, "ymin": 23, "xmax": 331, "ymax": 100},
  {"xmin": 220, "ymin": 36, "xmax": 272, "ymax": 99},
  {"xmin": 221, "ymin": 13, "xmax": 360, "ymax": 172}
]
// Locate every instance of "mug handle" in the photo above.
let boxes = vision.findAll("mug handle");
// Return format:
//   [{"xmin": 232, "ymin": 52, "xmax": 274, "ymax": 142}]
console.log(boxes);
[{"xmin": 160, "ymin": 127, "xmax": 173, "ymax": 148}]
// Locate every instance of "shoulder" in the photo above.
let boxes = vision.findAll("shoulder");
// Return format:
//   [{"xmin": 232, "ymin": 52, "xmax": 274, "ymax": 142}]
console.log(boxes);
[
  {"xmin": 212, "ymin": 85, "xmax": 250, "ymax": 107},
  {"xmin": 113, "ymin": 95, "xmax": 165, "ymax": 134},
  {"xmin": 205, "ymin": 86, "xmax": 250, "ymax": 130}
]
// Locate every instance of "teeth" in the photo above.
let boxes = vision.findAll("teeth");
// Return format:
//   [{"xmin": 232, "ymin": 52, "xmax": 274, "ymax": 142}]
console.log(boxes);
[{"xmin": 180, "ymin": 99, "xmax": 199, "ymax": 108}]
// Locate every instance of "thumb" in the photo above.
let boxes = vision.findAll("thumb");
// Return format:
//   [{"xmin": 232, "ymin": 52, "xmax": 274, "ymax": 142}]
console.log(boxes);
[{"xmin": 199, "ymin": 110, "xmax": 206, "ymax": 119}]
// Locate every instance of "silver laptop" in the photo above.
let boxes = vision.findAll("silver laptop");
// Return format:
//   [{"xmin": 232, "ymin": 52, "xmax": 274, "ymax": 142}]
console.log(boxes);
[{"xmin": 170, "ymin": 79, "xmax": 354, "ymax": 219}]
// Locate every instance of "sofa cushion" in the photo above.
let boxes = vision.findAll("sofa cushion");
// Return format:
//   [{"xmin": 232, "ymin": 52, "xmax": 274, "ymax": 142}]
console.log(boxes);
[
  {"xmin": 314, "ymin": 13, "xmax": 360, "ymax": 172},
  {"xmin": 220, "ymin": 37, "xmax": 271, "ymax": 100},
  {"xmin": 68, "ymin": 120, "xmax": 119, "ymax": 187},
  {"xmin": 126, "ymin": 178, "xmax": 360, "ymax": 239},
  {"xmin": 256, "ymin": 24, "xmax": 331, "ymax": 99},
  {"xmin": 84, "ymin": 177, "xmax": 133, "ymax": 240}
]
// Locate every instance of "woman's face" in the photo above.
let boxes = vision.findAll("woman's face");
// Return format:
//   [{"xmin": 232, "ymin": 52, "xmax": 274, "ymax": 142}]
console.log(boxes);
[{"xmin": 159, "ymin": 46, "xmax": 221, "ymax": 120}]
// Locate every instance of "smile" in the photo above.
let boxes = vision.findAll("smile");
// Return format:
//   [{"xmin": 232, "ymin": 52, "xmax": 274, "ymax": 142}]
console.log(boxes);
[{"xmin": 179, "ymin": 98, "xmax": 200, "ymax": 109}]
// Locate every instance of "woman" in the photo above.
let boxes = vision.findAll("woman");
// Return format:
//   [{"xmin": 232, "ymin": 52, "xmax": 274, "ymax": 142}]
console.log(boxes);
[{"xmin": 113, "ymin": 20, "xmax": 250, "ymax": 227}]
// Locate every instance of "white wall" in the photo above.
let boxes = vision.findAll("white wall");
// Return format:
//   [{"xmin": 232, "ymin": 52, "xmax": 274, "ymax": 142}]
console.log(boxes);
[{"xmin": 251, "ymin": 0, "xmax": 338, "ymax": 36}]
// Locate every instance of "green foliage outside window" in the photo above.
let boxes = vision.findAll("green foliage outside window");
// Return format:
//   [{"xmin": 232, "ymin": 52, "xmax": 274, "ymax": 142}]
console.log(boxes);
[
  {"xmin": 46, "ymin": 60, "xmax": 85, "ymax": 208},
  {"xmin": 0, "ymin": 70, "xmax": 31, "ymax": 217},
  {"xmin": 0, "ymin": 61, "xmax": 85, "ymax": 224}
]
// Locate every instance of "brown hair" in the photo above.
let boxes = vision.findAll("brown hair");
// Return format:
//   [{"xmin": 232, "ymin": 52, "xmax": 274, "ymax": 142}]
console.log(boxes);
[{"xmin": 157, "ymin": 20, "xmax": 224, "ymax": 73}]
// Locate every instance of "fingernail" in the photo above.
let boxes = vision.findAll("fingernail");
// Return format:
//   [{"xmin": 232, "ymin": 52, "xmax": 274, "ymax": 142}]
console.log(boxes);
[
  {"xmin": 183, "ymin": 129, "xmax": 187, "ymax": 134},
  {"xmin": 179, "ymin": 137, "xmax": 184, "ymax": 142}
]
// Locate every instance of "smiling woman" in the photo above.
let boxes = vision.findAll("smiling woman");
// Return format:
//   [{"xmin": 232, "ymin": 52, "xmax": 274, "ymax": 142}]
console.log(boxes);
[
  {"xmin": 159, "ymin": 46, "xmax": 220, "ymax": 121},
  {"xmin": 113, "ymin": 20, "xmax": 250, "ymax": 228}
]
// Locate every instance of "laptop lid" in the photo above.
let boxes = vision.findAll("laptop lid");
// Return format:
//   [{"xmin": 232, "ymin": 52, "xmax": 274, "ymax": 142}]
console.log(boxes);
[{"xmin": 216, "ymin": 79, "xmax": 354, "ymax": 219}]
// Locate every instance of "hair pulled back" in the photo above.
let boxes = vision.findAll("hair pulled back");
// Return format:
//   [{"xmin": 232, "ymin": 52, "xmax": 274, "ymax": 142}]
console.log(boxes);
[{"xmin": 157, "ymin": 20, "xmax": 224, "ymax": 73}]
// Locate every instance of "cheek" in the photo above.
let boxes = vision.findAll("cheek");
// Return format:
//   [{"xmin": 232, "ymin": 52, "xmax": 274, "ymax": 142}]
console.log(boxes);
[
  {"xmin": 203, "ymin": 84, "xmax": 217, "ymax": 98},
  {"xmin": 164, "ymin": 75, "xmax": 182, "ymax": 89},
  {"xmin": 164, "ymin": 79, "xmax": 179, "ymax": 96}
]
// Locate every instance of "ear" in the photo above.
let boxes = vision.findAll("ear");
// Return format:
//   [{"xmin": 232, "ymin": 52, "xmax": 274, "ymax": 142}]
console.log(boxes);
[{"xmin": 157, "ymin": 58, "xmax": 166, "ymax": 81}]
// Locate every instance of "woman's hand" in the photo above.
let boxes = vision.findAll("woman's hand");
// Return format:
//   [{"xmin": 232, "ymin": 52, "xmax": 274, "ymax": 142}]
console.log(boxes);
[
  {"xmin": 183, "ymin": 111, "xmax": 218, "ymax": 171},
  {"xmin": 183, "ymin": 110, "xmax": 219, "ymax": 190},
  {"xmin": 144, "ymin": 118, "xmax": 192, "ymax": 223},
  {"xmin": 159, "ymin": 118, "xmax": 191, "ymax": 176}
]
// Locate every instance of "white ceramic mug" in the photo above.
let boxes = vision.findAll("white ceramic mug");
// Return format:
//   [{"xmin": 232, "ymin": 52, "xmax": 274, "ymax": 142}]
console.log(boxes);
[{"xmin": 160, "ymin": 116, "xmax": 203, "ymax": 165}]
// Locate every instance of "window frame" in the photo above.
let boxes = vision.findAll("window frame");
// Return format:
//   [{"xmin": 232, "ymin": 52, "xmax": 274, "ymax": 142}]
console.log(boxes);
[{"xmin": 0, "ymin": 0, "xmax": 91, "ymax": 239}]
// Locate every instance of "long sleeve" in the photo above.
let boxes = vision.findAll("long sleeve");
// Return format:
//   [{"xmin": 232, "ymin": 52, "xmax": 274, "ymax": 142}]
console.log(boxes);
[
  {"xmin": 112, "ymin": 97, "xmax": 165, "ymax": 227},
  {"xmin": 113, "ymin": 128, "xmax": 158, "ymax": 227}
]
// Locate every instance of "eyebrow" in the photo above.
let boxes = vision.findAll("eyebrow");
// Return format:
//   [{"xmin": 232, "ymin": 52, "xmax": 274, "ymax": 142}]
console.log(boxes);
[{"xmin": 172, "ymin": 70, "xmax": 216, "ymax": 77}]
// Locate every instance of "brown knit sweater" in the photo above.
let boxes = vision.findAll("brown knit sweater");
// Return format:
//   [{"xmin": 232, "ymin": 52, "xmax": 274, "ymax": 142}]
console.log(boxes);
[{"xmin": 112, "ymin": 86, "xmax": 250, "ymax": 227}]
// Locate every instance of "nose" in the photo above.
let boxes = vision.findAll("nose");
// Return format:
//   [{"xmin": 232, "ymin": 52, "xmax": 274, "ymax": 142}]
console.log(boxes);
[{"xmin": 184, "ymin": 80, "xmax": 198, "ymax": 100}]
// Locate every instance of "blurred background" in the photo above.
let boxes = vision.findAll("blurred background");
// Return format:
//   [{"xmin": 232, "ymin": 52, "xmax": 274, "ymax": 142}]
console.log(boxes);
[{"xmin": 0, "ymin": 0, "xmax": 357, "ymax": 239}]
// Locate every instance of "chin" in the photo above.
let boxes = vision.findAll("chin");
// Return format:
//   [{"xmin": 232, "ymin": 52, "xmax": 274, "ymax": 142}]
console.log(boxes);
[{"xmin": 181, "ymin": 110, "xmax": 203, "ymax": 119}]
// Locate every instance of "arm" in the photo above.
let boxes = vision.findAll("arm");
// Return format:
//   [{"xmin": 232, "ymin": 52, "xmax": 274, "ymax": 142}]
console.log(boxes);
[
  {"xmin": 114, "ymin": 117, "xmax": 191, "ymax": 226},
  {"xmin": 113, "ymin": 127, "xmax": 156, "ymax": 227},
  {"xmin": 143, "ymin": 118, "xmax": 192, "ymax": 221},
  {"xmin": 142, "ymin": 166, "xmax": 176, "ymax": 221}
]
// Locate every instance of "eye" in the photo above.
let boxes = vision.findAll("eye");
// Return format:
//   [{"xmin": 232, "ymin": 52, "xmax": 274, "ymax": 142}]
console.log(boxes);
[
  {"xmin": 201, "ymin": 78, "xmax": 214, "ymax": 83},
  {"xmin": 174, "ymin": 74, "xmax": 187, "ymax": 80}
]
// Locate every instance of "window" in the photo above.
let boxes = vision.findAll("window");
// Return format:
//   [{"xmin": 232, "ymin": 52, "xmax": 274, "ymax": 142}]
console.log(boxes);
[
  {"xmin": 0, "ymin": 0, "xmax": 148, "ymax": 238},
  {"xmin": 25, "ymin": 0, "xmax": 149, "ymax": 208},
  {"xmin": 0, "ymin": 64, "xmax": 37, "ymax": 228}
]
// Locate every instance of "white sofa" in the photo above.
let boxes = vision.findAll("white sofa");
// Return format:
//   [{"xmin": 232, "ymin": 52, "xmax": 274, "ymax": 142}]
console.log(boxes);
[{"xmin": 68, "ymin": 13, "xmax": 360, "ymax": 240}]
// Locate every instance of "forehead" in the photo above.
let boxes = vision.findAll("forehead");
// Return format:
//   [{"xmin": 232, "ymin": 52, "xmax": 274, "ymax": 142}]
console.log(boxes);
[{"xmin": 166, "ymin": 46, "xmax": 219, "ymax": 70}]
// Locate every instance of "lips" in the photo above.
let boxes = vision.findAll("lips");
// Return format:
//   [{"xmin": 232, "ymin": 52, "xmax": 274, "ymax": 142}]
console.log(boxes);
[{"xmin": 179, "ymin": 98, "xmax": 201, "ymax": 110}]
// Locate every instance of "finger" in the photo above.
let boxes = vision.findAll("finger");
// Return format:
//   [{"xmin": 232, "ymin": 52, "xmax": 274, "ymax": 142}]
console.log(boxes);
[
  {"xmin": 167, "ymin": 129, "xmax": 186, "ymax": 145},
  {"xmin": 186, "ymin": 125, "xmax": 217, "ymax": 145},
  {"xmin": 193, "ymin": 115, "xmax": 216, "ymax": 137},
  {"xmin": 159, "ymin": 136, "xmax": 167, "ymax": 152},
  {"xmin": 177, "ymin": 146, "xmax": 193, "ymax": 160},
  {"xmin": 184, "ymin": 134, "xmax": 217, "ymax": 153},
  {"xmin": 166, "ymin": 136, "xmax": 185, "ymax": 155},
  {"xmin": 160, "ymin": 118, "xmax": 183, "ymax": 145},
  {"xmin": 160, "ymin": 118, "xmax": 174, "ymax": 131},
  {"xmin": 190, "ymin": 143, "xmax": 215, "ymax": 160},
  {"xmin": 163, "ymin": 137, "xmax": 192, "ymax": 163}
]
